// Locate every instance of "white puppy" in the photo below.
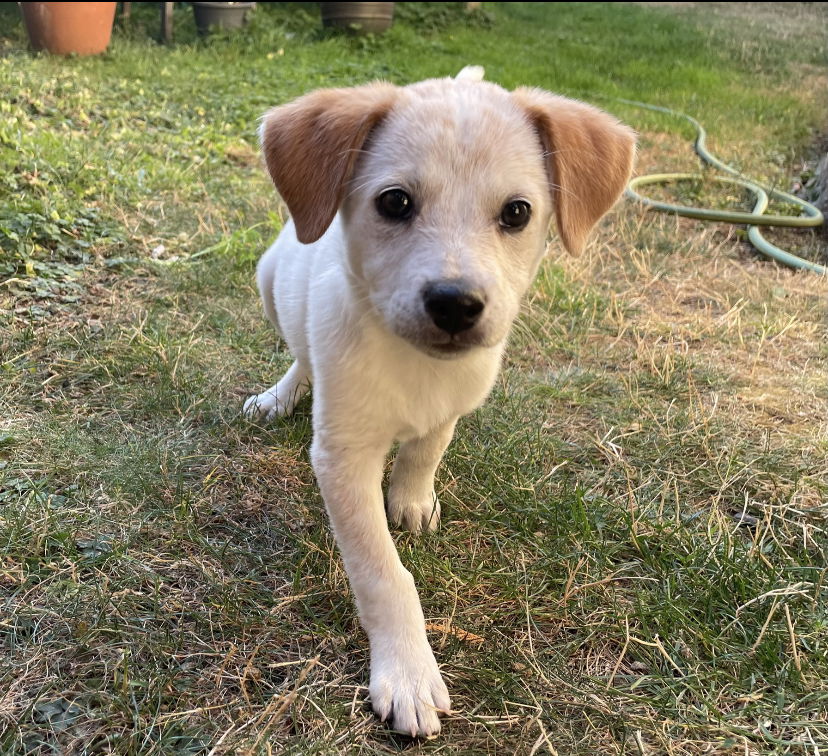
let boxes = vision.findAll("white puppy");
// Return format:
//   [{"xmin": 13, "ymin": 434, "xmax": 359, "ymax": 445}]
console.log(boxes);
[{"xmin": 244, "ymin": 67, "xmax": 635, "ymax": 737}]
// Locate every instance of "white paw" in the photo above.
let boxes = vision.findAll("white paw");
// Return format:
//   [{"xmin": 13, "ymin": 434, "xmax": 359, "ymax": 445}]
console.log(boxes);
[
  {"xmin": 386, "ymin": 487, "xmax": 440, "ymax": 533},
  {"xmin": 242, "ymin": 390, "xmax": 285, "ymax": 421},
  {"xmin": 369, "ymin": 641, "xmax": 451, "ymax": 737}
]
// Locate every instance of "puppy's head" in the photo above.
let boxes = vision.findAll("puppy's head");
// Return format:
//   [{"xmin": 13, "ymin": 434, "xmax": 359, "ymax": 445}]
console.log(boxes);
[{"xmin": 261, "ymin": 75, "xmax": 635, "ymax": 358}]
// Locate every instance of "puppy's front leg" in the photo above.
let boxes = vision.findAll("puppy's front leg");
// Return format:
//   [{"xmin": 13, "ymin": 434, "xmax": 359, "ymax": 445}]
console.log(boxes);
[
  {"xmin": 312, "ymin": 434, "xmax": 451, "ymax": 737},
  {"xmin": 387, "ymin": 418, "xmax": 458, "ymax": 533}
]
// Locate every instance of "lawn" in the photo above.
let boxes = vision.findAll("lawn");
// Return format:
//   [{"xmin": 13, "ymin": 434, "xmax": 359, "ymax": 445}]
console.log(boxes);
[{"xmin": 1, "ymin": 2, "xmax": 827, "ymax": 754}]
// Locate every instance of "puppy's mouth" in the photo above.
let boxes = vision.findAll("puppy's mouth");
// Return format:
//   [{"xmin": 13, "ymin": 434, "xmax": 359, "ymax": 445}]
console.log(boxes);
[
  {"xmin": 383, "ymin": 309, "xmax": 496, "ymax": 359},
  {"xmin": 393, "ymin": 322, "xmax": 495, "ymax": 359},
  {"xmin": 415, "ymin": 337, "xmax": 482, "ymax": 360}
]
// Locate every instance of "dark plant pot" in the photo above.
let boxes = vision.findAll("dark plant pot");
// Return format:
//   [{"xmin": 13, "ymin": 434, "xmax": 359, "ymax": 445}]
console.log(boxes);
[
  {"xmin": 320, "ymin": 2, "xmax": 395, "ymax": 34},
  {"xmin": 20, "ymin": 2, "xmax": 117, "ymax": 56},
  {"xmin": 193, "ymin": 2, "xmax": 256, "ymax": 35}
]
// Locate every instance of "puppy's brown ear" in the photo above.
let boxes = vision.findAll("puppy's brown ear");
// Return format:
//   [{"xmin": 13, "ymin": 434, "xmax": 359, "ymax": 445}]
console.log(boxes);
[
  {"xmin": 512, "ymin": 88, "xmax": 636, "ymax": 256},
  {"xmin": 260, "ymin": 83, "xmax": 399, "ymax": 244}
]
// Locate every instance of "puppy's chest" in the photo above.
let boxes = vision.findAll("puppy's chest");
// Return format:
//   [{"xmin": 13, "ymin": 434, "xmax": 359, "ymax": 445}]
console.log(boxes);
[
  {"xmin": 383, "ymin": 373, "xmax": 465, "ymax": 442},
  {"xmin": 358, "ymin": 347, "xmax": 499, "ymax": 443}
]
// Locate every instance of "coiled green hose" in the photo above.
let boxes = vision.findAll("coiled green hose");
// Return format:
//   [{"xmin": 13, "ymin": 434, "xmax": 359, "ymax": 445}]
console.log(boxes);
[{"xmin": 621, "ymin": 99, "xmax": 826, "ymax": 275}]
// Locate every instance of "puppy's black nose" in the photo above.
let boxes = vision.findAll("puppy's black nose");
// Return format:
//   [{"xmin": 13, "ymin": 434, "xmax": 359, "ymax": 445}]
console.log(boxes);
[{"xmin": 422, "ymin": 281, "xmax": 486, "ymax": 335}]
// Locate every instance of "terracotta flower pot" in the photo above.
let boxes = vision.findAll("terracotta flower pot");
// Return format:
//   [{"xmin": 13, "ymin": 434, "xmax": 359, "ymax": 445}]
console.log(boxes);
[
  {"xmin": 320, "ymin": 3, "xmax": 395, "ymax": 34},
  {"xmin": 20, "ymin": 2, "xmax": 117, "ymax": 56}
]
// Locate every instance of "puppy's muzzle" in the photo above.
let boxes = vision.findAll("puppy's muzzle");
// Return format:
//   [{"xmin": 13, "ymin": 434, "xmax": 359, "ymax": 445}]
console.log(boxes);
[{"xmin": 422, "ymin": 280, "xmax": 486, "ymax": 335}]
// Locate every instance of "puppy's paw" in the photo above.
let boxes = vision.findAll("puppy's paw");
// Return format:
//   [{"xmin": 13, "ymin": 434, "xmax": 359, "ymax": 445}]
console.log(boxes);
[
  {"xmin": 386, "ymin": 486, "xmax": 440, "ymax": 533},
  {"xmin": 242, "ymin": 390, "xmax": 286, "ymax": 422},
  {"xmin": 369, "ymin": 642, "xmax": 451, "ymax": 737}
]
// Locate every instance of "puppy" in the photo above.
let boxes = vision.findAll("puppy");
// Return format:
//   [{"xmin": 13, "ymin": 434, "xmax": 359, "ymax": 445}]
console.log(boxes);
[{"xmin": 244, "ymin": 67, "xmax": 635, "ymax": 737}]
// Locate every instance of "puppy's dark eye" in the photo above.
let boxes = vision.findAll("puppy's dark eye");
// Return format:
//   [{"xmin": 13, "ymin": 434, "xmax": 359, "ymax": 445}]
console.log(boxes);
[
  {"xmin": 500, "ymin": 200, "xmax": 531, "ymax": 231},
  {"xmin": 376, "ymin": 188, "xmax": 414, "ymax": 221}
]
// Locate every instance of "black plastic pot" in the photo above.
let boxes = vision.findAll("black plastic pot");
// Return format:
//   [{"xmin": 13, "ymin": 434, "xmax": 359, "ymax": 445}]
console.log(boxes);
[
  {"xmin": 192, "ymin": 2, "xmax": 255, "ymax": 35},
  {"xmin": 320, "ymin": 3, "xmax": 394, "ymax": 34}
]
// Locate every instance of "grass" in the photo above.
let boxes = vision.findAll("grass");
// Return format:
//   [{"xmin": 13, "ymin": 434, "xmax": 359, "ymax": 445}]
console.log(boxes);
[{"xmin": 2, "ymin": 2, "xmax": 827, "ymax": 753}]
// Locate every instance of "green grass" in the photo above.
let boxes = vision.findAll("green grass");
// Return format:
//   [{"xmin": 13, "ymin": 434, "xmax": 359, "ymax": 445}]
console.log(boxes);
[{"xmin": 2, "ymin": 3, "xmax": 828, "ymax": 754}]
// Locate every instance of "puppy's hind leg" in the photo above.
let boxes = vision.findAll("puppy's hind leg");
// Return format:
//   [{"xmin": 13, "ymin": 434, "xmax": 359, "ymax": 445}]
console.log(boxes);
[{"xmin": 243, "ymin": 360, "xmax": 310, "ymax": 421}]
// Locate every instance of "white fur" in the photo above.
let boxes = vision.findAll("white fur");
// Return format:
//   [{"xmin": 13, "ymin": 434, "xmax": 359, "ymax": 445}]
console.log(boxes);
[{"xmin": 244, "ymin": 69, "xmax": 630, "ymax": 737}]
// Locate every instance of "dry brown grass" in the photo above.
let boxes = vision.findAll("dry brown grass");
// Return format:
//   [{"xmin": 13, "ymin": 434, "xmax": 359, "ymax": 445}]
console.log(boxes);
[{"xmin": 3, "ymin": 2, "xmax": 828, "ymax": 754}]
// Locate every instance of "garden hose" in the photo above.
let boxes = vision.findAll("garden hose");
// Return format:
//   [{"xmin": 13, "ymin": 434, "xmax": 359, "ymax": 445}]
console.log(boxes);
[{"xmin": 619, "ymin": 99, "xmax": 826, "ymax": 275}]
